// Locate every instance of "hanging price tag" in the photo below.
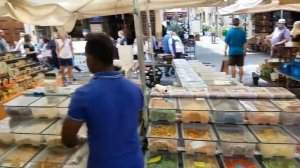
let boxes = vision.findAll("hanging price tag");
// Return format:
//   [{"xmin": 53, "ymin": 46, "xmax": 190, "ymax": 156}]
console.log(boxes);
[
  {"xmin": 194, "ymin": 161, "xmax": 206, "ymax": 167},
  {"xmin": 148, "ymin": 156, "xmax": 161, "ymax": 163}
]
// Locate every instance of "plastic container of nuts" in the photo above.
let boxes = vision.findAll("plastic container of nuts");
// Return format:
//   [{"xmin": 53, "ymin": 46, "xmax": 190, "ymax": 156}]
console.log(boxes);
[
  {"xmin": 148, "ymin": 98, "xmax": 177, "ymax": 122},
  {"xmin": 146, "ymin": 122, "xmax": 178, "ymax": 152},
  {"xmin": 182, "ymin": 123, "xmax": 217, "ymax": 155}
]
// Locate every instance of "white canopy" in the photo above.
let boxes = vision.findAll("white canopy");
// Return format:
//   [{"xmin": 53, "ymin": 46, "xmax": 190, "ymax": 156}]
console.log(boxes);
[
  {"xmin": 219, "ymin": 0, "xmax": 263, "ymax": 15},
  {"xmin": 0, "ymin": 0, "xmax": 228, "ymax": 32},
  {"xmin": 226, "ymin": 0, "xmax": 300, "ymax": 15}
]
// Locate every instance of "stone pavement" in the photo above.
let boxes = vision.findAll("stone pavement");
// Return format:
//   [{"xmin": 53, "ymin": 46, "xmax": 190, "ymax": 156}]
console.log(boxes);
[
  {"xmin": 195, "ymin": 35, "xmax": 270, "ymax": 86},
  {"xmin": 160, "ymin": 35, "xmax": 271, "ymax": 86}
]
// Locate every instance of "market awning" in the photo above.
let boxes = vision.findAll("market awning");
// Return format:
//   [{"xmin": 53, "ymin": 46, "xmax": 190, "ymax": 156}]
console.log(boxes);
[
  {"xmin": 230, "ymin": 0, "xmax": 300, "ymax": 15},
  {"xmin": 279, "ymin": 0, "xmax": 300, "ymax": 5},
  {"xmin": 219, "ymin": 0, "xmax": 264, "ymax": 15},
  {"xmin": 0, "ymin": 0, "xmax": 230, "ymax": 32}
]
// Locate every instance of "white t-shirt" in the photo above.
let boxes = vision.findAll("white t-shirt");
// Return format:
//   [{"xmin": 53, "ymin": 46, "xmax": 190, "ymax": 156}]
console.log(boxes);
[{"xmin": 57, "ymin": 38, "xmax": 73, "ymax": 59}]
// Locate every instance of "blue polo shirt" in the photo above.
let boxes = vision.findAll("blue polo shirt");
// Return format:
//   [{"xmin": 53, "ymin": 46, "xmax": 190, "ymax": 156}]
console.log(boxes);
[
  {"xmin": 225, "ymin": 28, "xmax": 247, "ymax": 56},
  {"xmin": 68, "ymin": 71, "xmax": 144, "ymax": 168}
]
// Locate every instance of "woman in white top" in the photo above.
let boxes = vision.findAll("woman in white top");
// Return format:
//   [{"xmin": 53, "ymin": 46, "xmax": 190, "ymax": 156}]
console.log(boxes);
[{"xmin": 56, "ymin": 33, "xmax": 73, "ymax": 84}]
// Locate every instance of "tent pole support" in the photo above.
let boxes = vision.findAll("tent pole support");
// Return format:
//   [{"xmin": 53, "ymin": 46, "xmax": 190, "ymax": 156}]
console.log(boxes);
[
  {"xmin": 133, "ymin": 0, "xmax": 148, "ymax": 125},
  {"xmin": 146, "ymin": 1, "xmax": 157, "ymax": 82}
]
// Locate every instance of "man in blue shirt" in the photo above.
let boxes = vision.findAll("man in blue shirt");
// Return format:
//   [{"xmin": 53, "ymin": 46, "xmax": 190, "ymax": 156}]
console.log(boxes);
[
  {"xmin": 224, "ymin": 18, "xmax": 247, "ymax": 83},
  {"xmin": 163, "ymin": 30, "xmax": 176, "ymax": 77},
  {"xmin": 62, "ymin": 33, "xmax": 144, "ymax": 168}
]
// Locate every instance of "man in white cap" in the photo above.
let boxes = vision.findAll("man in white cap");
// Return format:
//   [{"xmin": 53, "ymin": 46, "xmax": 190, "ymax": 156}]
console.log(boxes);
[{"xmin": 267, "ymin": 19, "xmax": 291, "ymax": 57}]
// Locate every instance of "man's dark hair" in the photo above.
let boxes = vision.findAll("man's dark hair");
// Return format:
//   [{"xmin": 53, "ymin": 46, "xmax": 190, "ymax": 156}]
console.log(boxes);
[
  {"xmin": 85, "ymin": 33, "xmax": 114, "ymax": 66},
  {"xmin": 232, "ymin": 18, "xmax": 240, "ymax": 26}
]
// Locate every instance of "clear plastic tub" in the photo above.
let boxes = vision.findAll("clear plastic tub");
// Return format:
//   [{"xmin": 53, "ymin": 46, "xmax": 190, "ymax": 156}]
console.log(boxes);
[
  {"xmin": 3, "ymin": 95, "xmax": 40, "ymax": 118},
  {"xmin": 209, "ymin": 99, "xmax": 245, "ymax": 124},
  {"xmin": 24, "ymin": 147, "xmax": 75, "ymax": 168},
  {"xmin": 0, "ymin": 118, "xmax": 29, "ymax": 145},
  {"xmin": 13, "ymin": 119, "xmax": 56, "ymax": 134},
  {"xmin": 261, "ymin": 157, "xmax": 300, "ymax": 168},
  {"xmin": 149, "ymin": 98, "xmax": 177, "ymax": 122},
  {"xmin": 147, "ymin": 122, "xmax": 178, "ymax": 139},
  {"xmin": 240, "ymin": 100, "xmax": 281, "ymax": 124},
  {"xmin": 215, "ymin": 124, "xmax": 257, "ymax": 156},
  {"xmin": 29, "ymin": 96, "xmax": 67, "ymax": 119},
  {"xmin": 221, "ymin": 156, "xmax": 261, "ymax": 168},
  {"xmin": 181, "ymin": 111, "xmax": 210, "ymax": 123},
  {"xmin": 148, "ymin": 138, "xmax": 178, "ymax": 152},
  {"xmin": 249, "ymin": 125, "xmax": 297, "ymax": 158},
  {"xmin": 182, "ymin": 124, "xmax": 217, "ymax": 155},
  {"xmin": 14, "ymin": 134, "xmax": 45, "ymax": 146},
  {"xmin": 271, "ymin": 99, "xmax": 300, "ymax": 125},
  {"xmin": 146, "ymin": 122, "xmax": 178, "ymax": 152},
  {"xmin": 265, "ymin": 87, "xmax": 295, "ymax": 99},
  {"xmin": 145, "ymin": 151, "xmax": 178, "ymax": 168},
  {"xmin": 226, "ymin": 87, "xmax": 255, "ymax": 98},
  {"xmin": 208, "ymin": 99, "xmax": 245, "ymax": 111},
  {"xmin": 0, "ymin": 144, "xmax": 15, "ymax": 158},
  {"xmin": 182, "ymin": 153, "xmax": 219, "ymax": 168},
  {"xmin": 57, "ymin": 98, "xmax": 71, "ymax": 118},
  {"xmin": 44, "ymin": 135, "xmax": 64, "ymax": 147},
  {"xmin": 283, "ymin": 125, "xmax": 300, "ymax": 153},
  {"xmin": 178, "ymin": 98, "xmax": 210, "ymax": 111},
  {"xmin": 248, "ymin": 87, "xmax": 270, "ymax": 98},
  {"xmin": 149, "ymin": 98, "xmax": 177, "ymax": 109},
  {"xmin": 207, "ymin": 87, "xmax": 229, "ymax": 98},
  {"xmin": 0, "ymin": 145, "xmax": 43, "ymax": 168},
  {"xmin": 42, "ymin": 119, "xmax": 87, "ymax": 137}
]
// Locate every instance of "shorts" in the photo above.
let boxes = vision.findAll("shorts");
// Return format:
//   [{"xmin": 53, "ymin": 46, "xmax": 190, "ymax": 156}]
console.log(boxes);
[
  {"xmin": 229, "ymin": 56, "xmax": 244, "ymax": 67},
  {"xmin": 59, "ymin": 58, "xmax": 73, "ymax": 67}
]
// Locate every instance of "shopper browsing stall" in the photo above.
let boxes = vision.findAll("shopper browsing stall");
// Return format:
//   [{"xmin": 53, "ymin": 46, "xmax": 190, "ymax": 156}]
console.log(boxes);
[
  {"xmin": 24, "ymin": 34, "xmax": 38, "ymax": 62},
  {"xmin": 0, "ymin": 29, "xmax": 10, "ymax": 53},
  {"xmin": 163, "ymin": 29, "xmax": 176, "ymax": 77},
  {"xmin": 56, "ymin": 33, "xmax": 73, "ymax": 85},
  {"xmin": 62, "ymin": 33, "xmax": 144, "ymax": 168},
  {"xmin": 224, "ymin": 18, "xmax": 247, "ymax": 83},
  {"xmin": 267, "ymin": 19, "xmax": 291, "ymax": 57}
]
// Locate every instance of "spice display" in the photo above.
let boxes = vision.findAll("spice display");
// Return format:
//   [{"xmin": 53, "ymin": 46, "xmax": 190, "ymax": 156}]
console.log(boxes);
[
  {"xmin": 185, "ymin": 141, "xmax": 216, "ymax": 155},
  {"xmin": 149, "ymin": 109, "xmax": 176, "ymax": 122},
  {"xmin": 254, "ymin": 129, "xmax": 289, "ymax": 143},
  {"xmin": 148, "ymin": 160, "xmax": 177, "ymax": 168},
  {"xmin": 263, "ymin": 158, "xmax": 299, "ymax": 168},
  {"xmin": 31, "ymin": 108, "xmax": 59, "ymax": 119},
  {"xmin": 178, "ymin": 98, "xmax": 210, "ymax": 111},
  {"xmin": 181, "ymin": 111, "xmax": 210, "ymax": 123},
  {"xmin": 183, "ymin": 128, "xmax": 211, "ymax": 140},
  {"xmin": 150, "ymin": 125, "xmax": 176, "ymax": 138},
  {"xmin": 183, "ymin": 154, "xmax": 218, "ymax": 168},
  {"xmin": 0, "ymin": 146, "xmax": 41, "ymax": 167},
  {"xmin": 148, "ymin": 139, "xmax": 177, "ymax": 152},
  {"xmin": 149, "ymin": 98, "xmax": 177, "ymax": 109},
  {"xmin": 223, "ymin": 156, "xmax": 257, "ymax": 168}
]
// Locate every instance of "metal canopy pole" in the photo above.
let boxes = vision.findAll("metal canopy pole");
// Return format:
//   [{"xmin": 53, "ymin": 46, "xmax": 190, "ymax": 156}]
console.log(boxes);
[
  {"xmin": 133, "ymin": 0, "xmax": 148, "ymax": 125},
  {"xmin": 146, "ymin": 1, "xmax": 156, "ymax": 82}
]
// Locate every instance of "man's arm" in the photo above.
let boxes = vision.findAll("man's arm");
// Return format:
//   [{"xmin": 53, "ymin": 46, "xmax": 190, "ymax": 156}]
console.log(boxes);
[
  {"xmin": 277, "ymin": 29, "xmax": 291, "ymax": 45},
  {"xmin": 224, "ymin": 43, "xmax": 229, "ymax": 57},
  {"xmin": 62, "ymin": 117, "xmax": 83, "ymax": 148}
]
